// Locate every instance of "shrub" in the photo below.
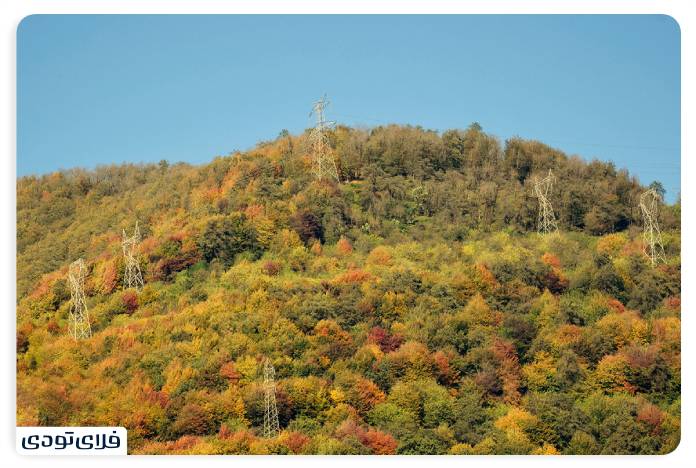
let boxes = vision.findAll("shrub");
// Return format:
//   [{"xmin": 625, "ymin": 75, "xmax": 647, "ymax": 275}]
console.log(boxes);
[
  {"xmin": 262, "ymin": 260, "xmax": 281, "ymax": 276},
  {"xmin": 172, "ymin": 403, "xmax": 214, "ymax": 437},
  {"xmin": 198, "ymin": 214, "xmax": 263, "ymax": 267},
  {"xmin": 336, "ymin": 237, "xmax": 353, "ymax": 256},
  {"xmin": 122, "ymin": 290, "xmax": 139, "ymax": 314},
  {"xmin": 290, "ymin": 210, "xmax": 324, "ymax": 244}
]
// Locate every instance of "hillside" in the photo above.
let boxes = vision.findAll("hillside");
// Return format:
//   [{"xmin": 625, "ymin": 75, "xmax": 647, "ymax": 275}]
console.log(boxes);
[{"xmin": 16, "ymin": 124, "xmax": 681, "ymax": 454}]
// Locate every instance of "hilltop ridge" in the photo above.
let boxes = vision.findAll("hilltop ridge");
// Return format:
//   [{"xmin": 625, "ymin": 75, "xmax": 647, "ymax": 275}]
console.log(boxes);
[
  {"xmin": 17, "ymin": 123, "xmax": 678, "ymax": 297},
  {"xmin": 16, "ymin": 124, "xmax": 681, "ymax": 454}
]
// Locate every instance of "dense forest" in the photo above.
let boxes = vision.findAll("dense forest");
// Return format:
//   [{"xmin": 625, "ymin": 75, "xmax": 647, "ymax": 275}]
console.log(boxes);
[{"xmin": 17, "ymin": 124, "xmax": 680, "ymax": 454}]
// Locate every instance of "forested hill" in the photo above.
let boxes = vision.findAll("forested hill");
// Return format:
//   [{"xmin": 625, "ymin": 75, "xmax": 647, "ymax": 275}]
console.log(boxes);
[
  {"xmin": 17, "ymin": 124, "xmax": 680, "ymax": 455},
  {"xmin": 17, "ymin": 124, "xmax": 678, "ymax": 297}
]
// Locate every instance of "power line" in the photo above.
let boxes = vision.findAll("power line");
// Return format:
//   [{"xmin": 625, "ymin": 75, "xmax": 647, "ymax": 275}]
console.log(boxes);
[
  {"xmin": 533, "ymin": 169, "xmax": 559, "ymax": 235},
  {"xmin": 540, "ymin": 139, "xmax": 678, "ymax": 153},
  {"xmin": 333, "ymin": 112, "xmax": 390, "ymax": 125},
  {"xmin": 333, "ymin": 111, "xmax": 678, "ymax": 154},
  {"xmin": 263, "ymin": 358, "xmax": 280, "ymax": 438},
  {"xmin": 68, "ymin": 258, "xmax": 92, "ymax": 340},
  {"xmin": 639, "ymin": 189, "xmax": 667, "ymax": 266},
  {"xmin": 122, "ymin": 221, "xmax": 144, "ymax": 291},
  {"xmin": 308, "ymin": 94, "xmax": 340, "ymax": 182}
]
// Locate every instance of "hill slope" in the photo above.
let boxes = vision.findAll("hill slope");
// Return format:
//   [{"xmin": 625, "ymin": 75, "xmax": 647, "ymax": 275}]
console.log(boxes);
[{"xmin": 17, "ymin": 124, "xmax": 681, "ymax": 454}]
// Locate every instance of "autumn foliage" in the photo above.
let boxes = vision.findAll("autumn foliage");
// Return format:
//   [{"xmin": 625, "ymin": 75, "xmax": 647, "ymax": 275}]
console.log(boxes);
[{"xmin": 16, "ymin": 125, "xmax": 680, "ymax": 454}]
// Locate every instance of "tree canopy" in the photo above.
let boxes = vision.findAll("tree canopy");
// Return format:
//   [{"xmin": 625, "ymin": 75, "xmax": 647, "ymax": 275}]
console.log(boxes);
[{"xmin": 16, "ymin": 124, "xmax": 680, "ymax": 454}]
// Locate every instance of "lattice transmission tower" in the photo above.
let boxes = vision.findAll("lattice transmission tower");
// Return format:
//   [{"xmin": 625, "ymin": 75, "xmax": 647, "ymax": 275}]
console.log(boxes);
[
  {"xmin": 533, "ymin": 169, "xmax": 559, "ymax": 234},
  {"xmin": 122, "ymin": 221, "xmax": 144, "ymax": 290},
  {"xmin": 263, "ymin": 358, "xmax": 280, "ymax": 438},
  {"xmin": 308, "ymin": 94, "xmax": 340, "ymax": 182},
  {"xmin": 68, "ymin": 258, "xmax": 92, "ymax": 340},
  {"xmin": 639, "ymin": 189, "xmax": 666, "ymax": 265}
]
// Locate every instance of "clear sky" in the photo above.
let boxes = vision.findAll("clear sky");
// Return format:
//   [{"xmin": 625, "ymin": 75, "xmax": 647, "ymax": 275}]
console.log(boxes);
[{"xmin": 18, "ymin": 15, "xmax": 680, "ymax": 200}]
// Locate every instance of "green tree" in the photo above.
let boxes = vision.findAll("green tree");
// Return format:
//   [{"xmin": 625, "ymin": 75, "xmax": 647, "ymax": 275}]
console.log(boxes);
[{"xmin": 198, "ymin": 214, "xmax": 262, "ymax": 267}]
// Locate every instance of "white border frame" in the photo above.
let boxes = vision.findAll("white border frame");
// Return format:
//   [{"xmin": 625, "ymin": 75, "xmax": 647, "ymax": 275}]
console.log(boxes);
[{"xmin": 2, "ymin": 1, "xmax": 691, "ymax": 467}]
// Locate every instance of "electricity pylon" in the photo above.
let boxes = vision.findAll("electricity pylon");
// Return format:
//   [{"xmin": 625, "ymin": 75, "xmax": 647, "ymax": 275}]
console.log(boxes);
[
  {"xmin": 533, "ymin": 169, "xmax": 559, "ymax": 234},
  {"xmin": 639, "ymin": 189, "xmax": 667, "ymax": 265},
  {"xmin": 263, "ymin": 358, "xmax": 280, "ymax": 438},
  {"xmin": 308, "ymin": 94, "xmax": 340, "ymax": 182},
  {"xmin": 122, "ymin": 221, "xmax": 144, "ymax": 290},
  {"xmin": 68, "ymin": 258, "xmax": 92, "ymax": 340}
]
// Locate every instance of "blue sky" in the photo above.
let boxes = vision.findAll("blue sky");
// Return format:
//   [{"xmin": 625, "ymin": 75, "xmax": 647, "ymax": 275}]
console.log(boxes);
[{"xmin": 17, "ymin": 15, "xmax": 680, "ymax": 200}]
